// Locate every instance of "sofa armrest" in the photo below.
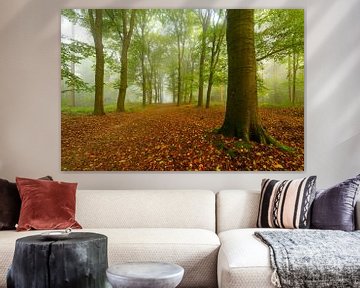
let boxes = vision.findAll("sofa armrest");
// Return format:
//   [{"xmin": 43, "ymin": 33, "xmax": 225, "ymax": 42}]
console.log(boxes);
[{"xmin": 356, "ymin": 200, "xmax": 360, "ymax": 230}]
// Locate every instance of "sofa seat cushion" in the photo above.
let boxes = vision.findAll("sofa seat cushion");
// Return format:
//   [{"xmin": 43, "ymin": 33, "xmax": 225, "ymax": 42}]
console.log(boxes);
[
  {"xmin": 218, "ymin": 228, "xmax": 281, "ymax": 288},
  {"xmin": 101, "ymin": 228, "xmax": 220, "ymax": 288},
  {"xmin": 0, "ymin": 228, "xmax": 219, "ymax": 288}
]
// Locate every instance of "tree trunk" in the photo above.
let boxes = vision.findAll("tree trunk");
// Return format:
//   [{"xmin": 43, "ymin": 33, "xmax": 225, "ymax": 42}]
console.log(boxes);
[
  {"xmin": 219, "ymin": 9, "xmax": 271, "ymax": 143},
  {"xmin": 141, "ymin": 52, "xmax": 146, "ymax": 106},
  {"xmin": 117, "ymin": 46, "xmax": 128, "ymax": 112},
  {"xmin": 171, "ymin": 72, "xmax": 176, "ymax": 104},
  {"xmin": 196, "ymin": 10, "xmax": 211, "ymax": 108},
  {"xmin": 287, "ymin": 53, "xmax": 292, "ymax": 103},
  {"xmin": 116, "ymin": 10, "xmax": 136, "ymax": 112},
  {"xmin": 189, "ymin": 62, "xmax": 194, "ymax": 104},
  {"xmin": 292, "ymin": 51, "xmax": 298, "ymax": 105},
  {"xmin": 153, "ymin": 70, "xmax": 158, "ymax": 104},
  {"xmin": 70, "ymin": 23, "xmax": 76, "ymax": 107},
  {"xmin": 206, "ymin": 12, "xmax": 225, "ymax": 109},
  {"xmin": 139, "ymin": 17, "xmax": 147, "ymax": 107},
  {"xmin": 7, "ymin": 233, "xmax": 108, "ymax": 288},
  {"xmin": 149, "ymin": 79, "xmax": 153, "ymax": 104},
  {"xmin": 88, "ymin": 9, "xmax": 105, "ymax": 116},
  {"xmin": 206, "ymin": 47, "xmax": 215, "ymax": 108},
  {"xmin": 197, "ymin": 31, "xmax": 207, "ymax": 107},
  {"xmin": 220, "ymin": 84, "xmax": 224, "ymax": 104},
  {"xmin": 205, "ymin": 75, "xmax": 213, "ymax": 108},
  {"xmin": 176, "ymin": 35, "xmax": 182, "ymax": 106}
]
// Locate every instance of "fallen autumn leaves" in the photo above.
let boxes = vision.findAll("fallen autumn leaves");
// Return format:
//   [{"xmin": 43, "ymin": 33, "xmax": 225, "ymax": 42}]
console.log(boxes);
[{"xmin": 61, "ymin": 104, "xmax": 304, "ymax": 171}]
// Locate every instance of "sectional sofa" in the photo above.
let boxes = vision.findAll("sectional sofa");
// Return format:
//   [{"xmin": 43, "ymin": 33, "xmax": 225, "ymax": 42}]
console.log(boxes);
[{"xmin": 0, "ymin": 189, "xmax": 359, "ymax": 288}]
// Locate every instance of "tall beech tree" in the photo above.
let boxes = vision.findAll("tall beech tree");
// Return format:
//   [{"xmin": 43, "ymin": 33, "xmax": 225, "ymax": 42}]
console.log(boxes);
[
  {"xmin": 196, "ymin": 9, "xmax": 211, "ymax": 107},
  {"xmin": 219, "ymin": 9, "xmax": 276, "ymax": 144},
  {"xmin": 205, "ymin": 10, "xmax": 226, "ymax": 108},
  {"xmin": 107, "ymin": 9, "xmax": 136, "ymax": 112},
  {"xmin": 165, "ymin": 9, "xmax": 188, "ymax": 106},
  {"xmin": 118, "ymin": 10, "xmax": 136, "ymax": 112},
  {"xmin": 88, "ymin": 9, "xmax": 105, "ymax": 115},
  {"xmin": 138, "ymin": 10, "xmax": 148, "ymax": 107}
]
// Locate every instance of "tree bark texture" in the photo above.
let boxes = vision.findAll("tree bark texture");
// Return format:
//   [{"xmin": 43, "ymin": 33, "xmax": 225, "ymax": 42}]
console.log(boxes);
[
  {"xmin": 7, "ymin": 232, "xmax": 108, "ymax": 288},
  {"xmin": 220, "ymin": 9, "xmax": 269, "ymax": 143},
  {"xmin": 89, "ymin": 9, "xmax": 105, "ymax": 116}
]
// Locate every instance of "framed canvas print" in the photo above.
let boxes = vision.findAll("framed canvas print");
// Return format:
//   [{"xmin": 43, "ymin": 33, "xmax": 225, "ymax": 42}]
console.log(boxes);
[{"xmin": 61, "ymin": 9, "xmax": 304, "ymax": 171}]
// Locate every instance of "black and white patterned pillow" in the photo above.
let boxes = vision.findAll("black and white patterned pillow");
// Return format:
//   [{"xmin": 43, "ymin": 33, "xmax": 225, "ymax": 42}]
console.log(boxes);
[{"xmin": 257, "ymin": 176, "xmax": 317, "ymax": 229}]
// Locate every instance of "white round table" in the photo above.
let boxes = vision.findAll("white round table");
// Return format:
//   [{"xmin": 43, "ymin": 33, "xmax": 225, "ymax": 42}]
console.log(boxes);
[{"xmin": 106, "ymin": 262, "xmax": 184, "ymax": 288}]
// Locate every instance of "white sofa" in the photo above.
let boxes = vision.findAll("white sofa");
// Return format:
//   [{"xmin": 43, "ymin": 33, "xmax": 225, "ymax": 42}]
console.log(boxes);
[
  {"xmin": 216, "ymin": 190, "xmax": 360, "ymax": 288},
  {"xmin": 0, "ymin": 190, "xmax": 220, "ymax": 288},
  {"xmin": 1, "ymin": 189, "xmax": 359, "ymax": 288}
]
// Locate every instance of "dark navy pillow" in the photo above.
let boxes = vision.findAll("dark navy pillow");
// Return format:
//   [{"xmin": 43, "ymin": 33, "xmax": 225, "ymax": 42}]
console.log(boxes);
[{"xmin": 311, "ymin": 174, "xmax": 360, "ymax": 231}]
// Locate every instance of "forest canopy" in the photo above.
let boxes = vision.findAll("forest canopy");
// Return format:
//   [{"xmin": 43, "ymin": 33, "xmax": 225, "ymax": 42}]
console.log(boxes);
[{"xmin": 61, "ymin": 9, "xmax": 304, "ymax": 113}]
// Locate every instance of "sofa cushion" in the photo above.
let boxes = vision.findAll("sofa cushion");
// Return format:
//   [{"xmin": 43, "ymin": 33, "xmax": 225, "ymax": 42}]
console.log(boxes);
[
  {"xmin": 0, "ymin": 179, "xmax": 20, "ymax": 230},
  {"xmin": 257, "ymin": 177, "xmax": 317, "ymax": 229},
  {"xmin": 76, "ymin": 190, "xmax": 216, "ymax": 231},
  {"xmin": 216, "ymin": 190, "xmax": 260, "ymax": 233},
  {"xmin": 0, "ymin": 176, "xmax": 52, "ymax": 230},
  {"xmin": 311, "ymin": 174, "xmax": 360, "ymax": 231},
  {"xmin": 217, "ymin": 228, "xmax": 277, "ymax": 288},
  {"xmin": 0, "ymin": 228, "xmax": 220, "ymax": 288},
  {"xmin": 16, "ymin": 177, "xmax": 82, "ymax": 231}
]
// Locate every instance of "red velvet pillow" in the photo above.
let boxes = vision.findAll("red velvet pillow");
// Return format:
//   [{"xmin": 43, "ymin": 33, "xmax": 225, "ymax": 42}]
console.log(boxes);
[{"xmin": 16, "ymin": 177, "xmax": 82, "ymax": 231}]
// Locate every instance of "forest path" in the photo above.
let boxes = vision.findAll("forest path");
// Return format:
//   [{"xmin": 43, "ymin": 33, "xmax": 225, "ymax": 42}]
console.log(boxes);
[{"xmin": 61, "ymin": 104, "xmax": 304, "ymax": 171}]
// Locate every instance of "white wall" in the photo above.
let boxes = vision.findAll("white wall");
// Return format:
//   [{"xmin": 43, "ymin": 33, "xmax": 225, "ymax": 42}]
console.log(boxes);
[{"xmin": 0, "ymin": 0, "xmax": 359, "ymax": 190}]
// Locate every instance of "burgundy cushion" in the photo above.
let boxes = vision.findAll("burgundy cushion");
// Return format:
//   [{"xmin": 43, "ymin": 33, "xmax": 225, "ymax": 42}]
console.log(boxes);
[
  {"xmin": 16, "ymin": 177, "xmax": 82, "ymax": 231},
  {"xmin": 311, "ymin": 174, "xmax": 360, "ymax": 231},
  {"xmin": 0, "ymin": 176, "xmax": 52, "ymax": 230}
]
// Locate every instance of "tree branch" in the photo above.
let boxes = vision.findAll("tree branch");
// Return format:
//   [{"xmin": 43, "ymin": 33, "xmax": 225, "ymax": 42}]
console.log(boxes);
[{"xmin": 256, "ymin": 42, "xmax": 303, "ymax": 62}]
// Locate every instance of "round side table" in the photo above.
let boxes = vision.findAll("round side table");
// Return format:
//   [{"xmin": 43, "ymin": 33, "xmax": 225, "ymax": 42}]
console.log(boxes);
[{"xmin": 106, "ymin": 262, "xmax": 184, "ymax": 288}]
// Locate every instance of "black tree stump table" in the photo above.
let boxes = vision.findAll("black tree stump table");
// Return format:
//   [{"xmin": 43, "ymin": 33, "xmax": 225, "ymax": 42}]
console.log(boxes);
[{"xmin": 7, "ymin": 232, "xmax": 108, "ymax": 288}]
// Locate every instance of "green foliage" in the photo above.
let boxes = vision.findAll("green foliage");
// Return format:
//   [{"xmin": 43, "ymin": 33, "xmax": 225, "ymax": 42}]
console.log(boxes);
[
  {"xmin": 61, "ymin": 39, "xmax": 95, "ymax": 93},
  {"xmin": 255, "ymin": 9, "xmax": 304, "ymax": 61},
  {"xmin": 61, "ymin": 9, "xmax": 304, "ymax": 108},
  {"xmin": 61, "ymin": 103, "xmax": 145, "ymax": 115}
]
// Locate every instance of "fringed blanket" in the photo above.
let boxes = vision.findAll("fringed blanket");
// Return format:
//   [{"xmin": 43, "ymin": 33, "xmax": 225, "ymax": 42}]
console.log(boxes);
[{"xmin": 255, "ymin": 230, "xmax": 360, "ymax": 288}]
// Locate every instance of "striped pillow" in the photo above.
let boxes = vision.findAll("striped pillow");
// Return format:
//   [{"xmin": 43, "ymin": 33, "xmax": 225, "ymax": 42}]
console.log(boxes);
[{"xmin": 257, "ymin": 176, "xmax": 317, "ymax": 229}]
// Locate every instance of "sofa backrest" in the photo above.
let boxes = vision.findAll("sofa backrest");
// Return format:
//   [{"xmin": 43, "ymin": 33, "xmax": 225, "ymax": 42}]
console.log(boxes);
[
  {"xmin": 76, "ymin": 190, "xmax": 216, "ymax": 231},
  {"xmin": 217, "ymin": 190, "xmax": 360, "ymax": 233},
  {"xmin": 216, "ymin": 190, "xmax": 260, "ymax": 233}
]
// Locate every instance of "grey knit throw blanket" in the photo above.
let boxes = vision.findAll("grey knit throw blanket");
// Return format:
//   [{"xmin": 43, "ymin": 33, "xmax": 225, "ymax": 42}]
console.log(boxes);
[{"xmin": 255, "ymin": 230, "xmax": 360, "ymax": 288}]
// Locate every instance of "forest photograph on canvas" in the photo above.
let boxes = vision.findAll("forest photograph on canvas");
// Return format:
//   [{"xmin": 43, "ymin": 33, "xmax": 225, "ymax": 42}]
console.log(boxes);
[{"xmin": 61, "ymin": 9, "xmax": 304, "ymax": 171}]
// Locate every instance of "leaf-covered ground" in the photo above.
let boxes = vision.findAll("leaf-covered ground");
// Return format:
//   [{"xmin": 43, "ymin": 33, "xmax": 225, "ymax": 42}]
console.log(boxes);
[{"xmin": 61, "ymin": 105, "xmax": 304, "ymax": 171}]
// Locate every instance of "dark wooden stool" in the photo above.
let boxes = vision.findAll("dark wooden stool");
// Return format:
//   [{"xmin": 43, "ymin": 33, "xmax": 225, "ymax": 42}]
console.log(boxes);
[{"xmin": 7, "ymin": 232, "xmax": 108, "ymax": 288}]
